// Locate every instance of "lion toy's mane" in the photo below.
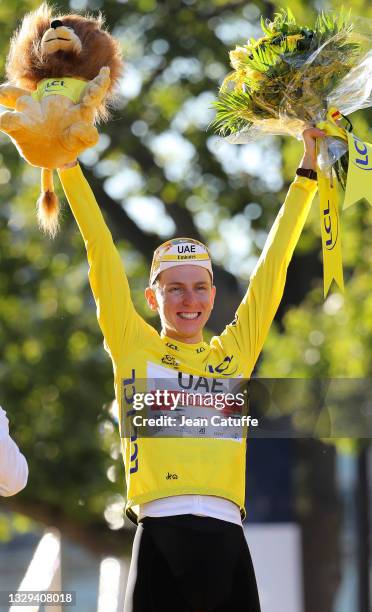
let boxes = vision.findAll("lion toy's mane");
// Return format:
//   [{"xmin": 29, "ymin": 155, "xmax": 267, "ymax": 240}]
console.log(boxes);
[{"xmin": 6, "ymin": 2, "xmax": 122, "ymax": 122}]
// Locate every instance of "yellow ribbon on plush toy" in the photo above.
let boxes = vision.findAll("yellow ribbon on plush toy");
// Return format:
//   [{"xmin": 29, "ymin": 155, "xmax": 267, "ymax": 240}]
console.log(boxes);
[{"xmin": 316, "ymin": 108, "xmax": 372, "ymax": 296}]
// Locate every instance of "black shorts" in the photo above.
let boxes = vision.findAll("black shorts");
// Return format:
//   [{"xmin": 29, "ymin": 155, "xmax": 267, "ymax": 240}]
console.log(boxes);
[{"xmin": 124, "ymin": 514, "xmax": 261, "ymax": 612}]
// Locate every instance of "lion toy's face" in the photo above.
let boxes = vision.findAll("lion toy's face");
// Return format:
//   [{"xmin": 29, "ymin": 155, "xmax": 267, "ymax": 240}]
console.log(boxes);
[
  {"xmin": 6, "ymin": 2, "xmax": 122, "ymax": 95},
  {"xmin": 40, "ymin": 19, "xmax": 83, "ymax": 56}
]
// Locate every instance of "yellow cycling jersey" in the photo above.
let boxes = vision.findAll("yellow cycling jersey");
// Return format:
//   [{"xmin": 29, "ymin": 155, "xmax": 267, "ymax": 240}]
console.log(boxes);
[
  {"xmin": 58, "ymin": 165, "xmax": 317, "ymax": 523},
  {"xmin": 31, "ymin": 77, "xmax": 87, "ymax": 104}
]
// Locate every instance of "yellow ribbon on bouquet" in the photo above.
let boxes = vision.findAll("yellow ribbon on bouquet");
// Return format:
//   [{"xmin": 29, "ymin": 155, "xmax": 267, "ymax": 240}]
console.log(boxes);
[
  {"xmin": 343, "ymin": 132, "xmax": 372, "ymax": 209},
  {"xmin": 316, "ymin": 108, "xmax": 372, "ymax": 296}
]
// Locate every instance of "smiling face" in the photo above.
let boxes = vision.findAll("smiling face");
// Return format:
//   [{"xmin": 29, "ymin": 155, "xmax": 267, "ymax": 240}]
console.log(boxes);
[{"xmin": 145, "ymin": 265, "xmax": 216, "ymax": 344}]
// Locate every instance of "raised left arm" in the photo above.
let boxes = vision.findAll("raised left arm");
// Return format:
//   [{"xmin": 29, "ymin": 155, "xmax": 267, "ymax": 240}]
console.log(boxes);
[{"xmin": 214, "ymin": 129, "xmax": 324, "ymax": 376}]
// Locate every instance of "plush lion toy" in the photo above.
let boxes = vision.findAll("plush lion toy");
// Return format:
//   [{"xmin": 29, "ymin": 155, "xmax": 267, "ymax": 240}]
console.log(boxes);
[{"xmin": 0, "ymin": 3, "xmax": 122, "ymax": 236}]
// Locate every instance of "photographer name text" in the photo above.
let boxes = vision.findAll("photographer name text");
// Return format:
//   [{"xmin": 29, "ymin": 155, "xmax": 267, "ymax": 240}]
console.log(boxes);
[{"xmin": 132, "ymin": 415, "xmax": 258, "ymax": 427}]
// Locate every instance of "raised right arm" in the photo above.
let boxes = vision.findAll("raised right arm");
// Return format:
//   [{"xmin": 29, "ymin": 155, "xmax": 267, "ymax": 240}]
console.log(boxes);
[{"xmin": 58, "ymin": 163, "xmax": 154, "ymax": 362}]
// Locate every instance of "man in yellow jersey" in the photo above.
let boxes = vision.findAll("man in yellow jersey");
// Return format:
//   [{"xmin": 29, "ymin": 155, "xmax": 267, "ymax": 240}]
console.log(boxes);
[{"xmin": 58, "ymin": 127, "xmax": 323, "ymax": 611}]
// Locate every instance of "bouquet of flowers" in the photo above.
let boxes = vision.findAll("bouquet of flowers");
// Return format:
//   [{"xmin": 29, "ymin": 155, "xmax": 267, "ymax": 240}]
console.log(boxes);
[
  {"xmin": 213, "ymin": 9, "xmax": 372, "ymax": 294},
  {"xmin": 213, "ymin": 9, "xmax": 371, "ymax": 182}
]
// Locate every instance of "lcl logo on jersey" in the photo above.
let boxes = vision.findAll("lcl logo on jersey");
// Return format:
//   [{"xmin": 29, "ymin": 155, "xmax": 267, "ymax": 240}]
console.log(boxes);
[
  {"xmin": 43, "ymin": 80, "xmax": 67, "ymax": 94},
  {"xmin": 122, "ymin": 370, "xmax": 139, "ymax": 475},
  {"xmin": 207, "ymin": 355, "xmax": 238, "ymax": 376},
  {"xmin": 46, "ymin": 79, "xmax": 66, "ymax": 88},
  {"xmin": 166, "ymin": 342, "xmax": 179, "ymax": 351},
  {"xmin": 323, "ymin": 199, "xmax": 338, "ymax": 251}
]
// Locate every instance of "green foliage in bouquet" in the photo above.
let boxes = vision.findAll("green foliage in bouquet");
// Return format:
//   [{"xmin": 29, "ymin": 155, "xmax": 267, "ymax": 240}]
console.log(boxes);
[{"xmin": 212, "ymin": 8, "xmax": 360, "ymax": 135}]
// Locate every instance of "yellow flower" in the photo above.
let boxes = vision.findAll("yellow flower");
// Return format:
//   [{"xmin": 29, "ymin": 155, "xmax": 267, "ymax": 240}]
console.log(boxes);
[
  {"xmin": 220, "ymin": 70, "xmax": 245, "ymax": 91},
  {"xmin": 246, "ymin": 68, "xmax": 265, "ymax": 81},
  {"xmin": 229, "ymin": 46, "xmax": 249, "ymax": 70},
  {"xmin": 285, "ymin": 34, "xmax": 303, "ymax": 51}
]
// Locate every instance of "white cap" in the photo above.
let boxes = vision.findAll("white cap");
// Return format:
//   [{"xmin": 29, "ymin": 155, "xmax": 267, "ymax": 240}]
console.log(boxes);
[{"xmin": 150, "ymin": 237, "xmax": 213, "ymax": 286}]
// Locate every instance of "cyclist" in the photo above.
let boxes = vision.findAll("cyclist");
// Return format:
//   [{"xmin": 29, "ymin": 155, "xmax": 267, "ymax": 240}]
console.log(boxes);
[{"xmin": 58, "ymin": 127, "xmax": 323, "ymax": 611}]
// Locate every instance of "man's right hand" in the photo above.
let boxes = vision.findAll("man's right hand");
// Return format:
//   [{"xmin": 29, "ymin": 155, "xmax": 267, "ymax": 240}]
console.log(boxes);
[{"xmin": 300, "ymin": 127, "xmax": 326, "ymax": 170}]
